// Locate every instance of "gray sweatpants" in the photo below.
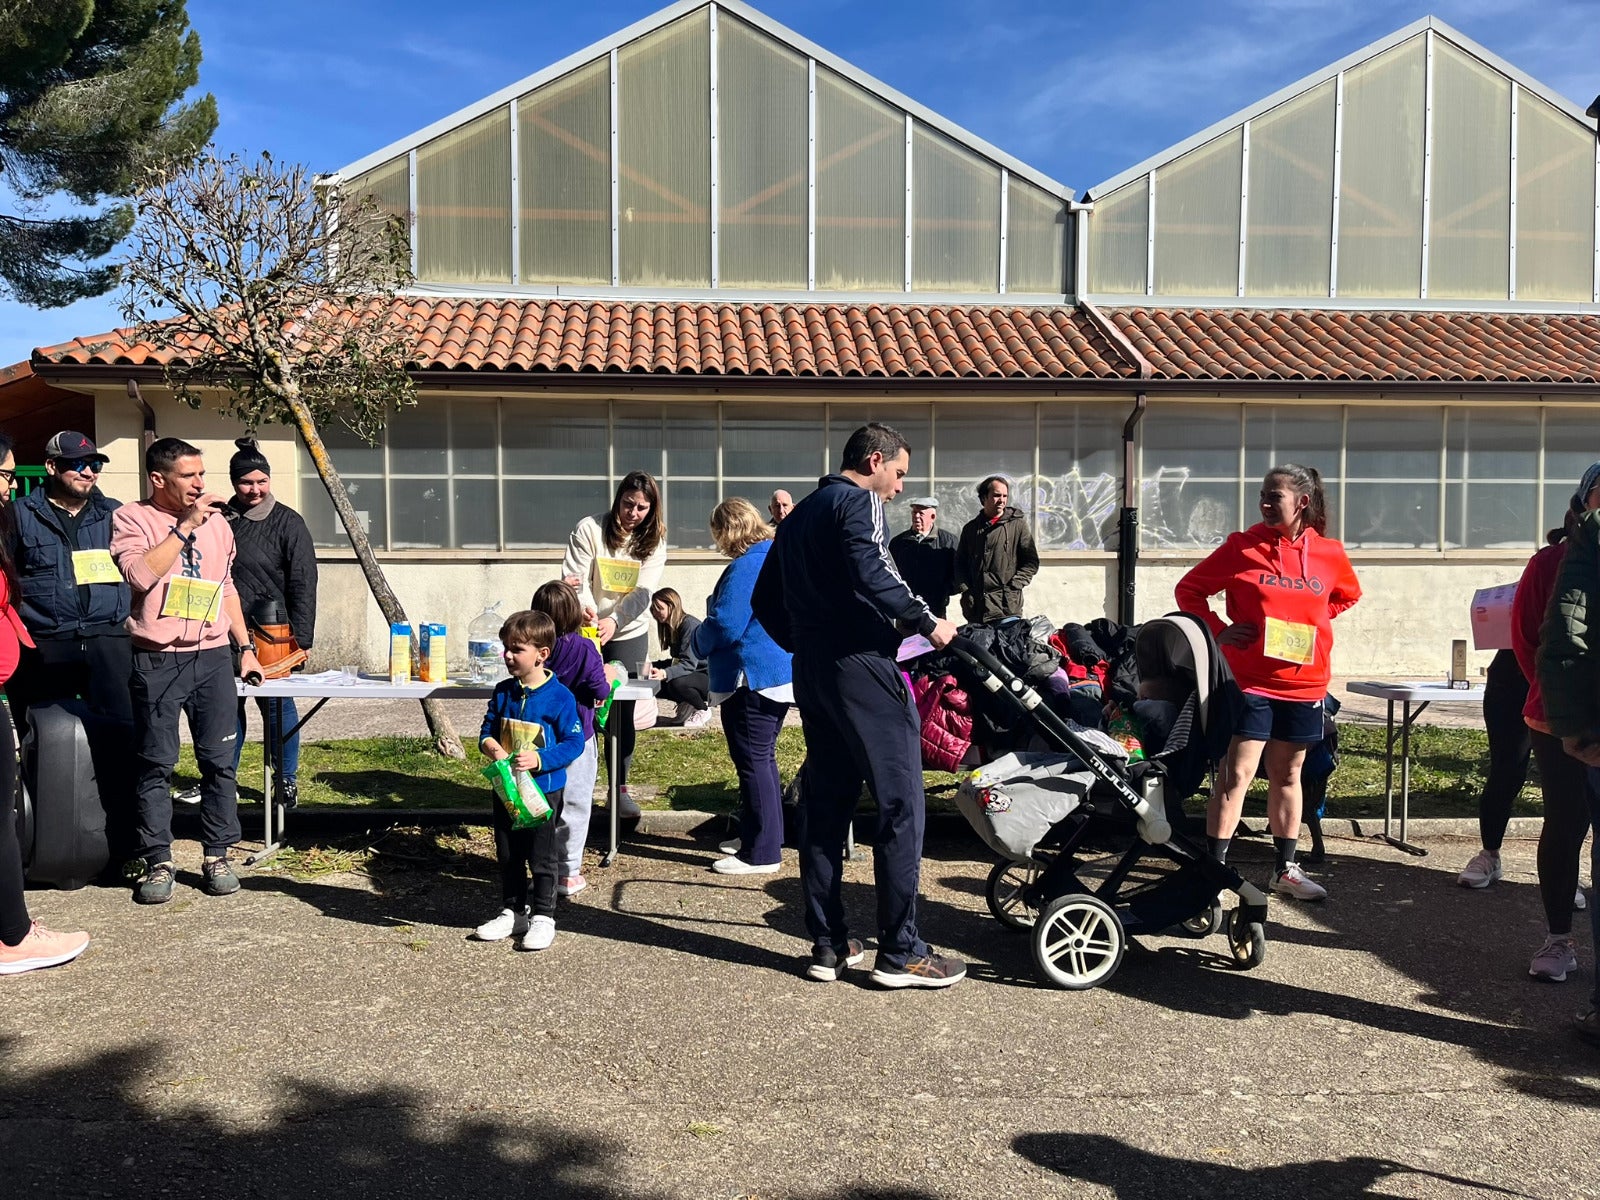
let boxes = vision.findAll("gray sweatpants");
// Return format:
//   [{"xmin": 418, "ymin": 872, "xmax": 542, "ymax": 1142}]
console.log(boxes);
[{"xmin": 556, "ymin": 736, "xmax": 599, "ymax": 878}]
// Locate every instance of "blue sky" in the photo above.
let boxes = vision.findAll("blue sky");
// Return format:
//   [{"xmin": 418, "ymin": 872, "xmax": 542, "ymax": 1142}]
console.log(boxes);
[{"xmin": 3, "ymin": 0, "xmax": 1597, "ymax": 365}]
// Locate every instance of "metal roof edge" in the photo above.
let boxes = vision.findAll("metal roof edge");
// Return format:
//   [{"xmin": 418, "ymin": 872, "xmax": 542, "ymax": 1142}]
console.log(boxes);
[
  {"xmin": 333, "ymin": 0, "xmax": 1072, "ymax": 200},
  {"xmin": 1079, "ymin": 294, "xmax": 1600, "ymax": 317}
]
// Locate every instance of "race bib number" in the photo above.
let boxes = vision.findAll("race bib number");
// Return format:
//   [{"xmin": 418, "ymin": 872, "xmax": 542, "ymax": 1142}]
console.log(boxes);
[
  {"xmin": 1263, "ymin": 616, "xmax": 1316, "ymax": 665},
  {"xmin": 596, "ymin": 557, "xmax": 640, "ymax": 593},
  {"xmin": 72, "ymin": 549, "xmax": 122, "ymax": 586},
  {"xmin": 496, "ymin": 716, "xmax": 547, "ymax": 756},
  {"xmin": 160, "ymin": 576, "xmax": 224, "ymax": 624}
]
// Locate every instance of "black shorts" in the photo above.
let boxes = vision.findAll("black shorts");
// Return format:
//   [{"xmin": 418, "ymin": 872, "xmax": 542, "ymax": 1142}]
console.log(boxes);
[{"xmin": 1236, "ymin": 692, "xmax": 1324, "ymax": 744}]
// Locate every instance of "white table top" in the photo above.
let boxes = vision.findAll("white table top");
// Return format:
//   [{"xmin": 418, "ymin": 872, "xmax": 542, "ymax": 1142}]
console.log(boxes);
[
  {"xmin": 1346, "ymin": 679, "xmax": 1487, "ymax": 704},
  {"xmin": 238, "ymin": 671, "xmax": 657, "ymax": 702}
]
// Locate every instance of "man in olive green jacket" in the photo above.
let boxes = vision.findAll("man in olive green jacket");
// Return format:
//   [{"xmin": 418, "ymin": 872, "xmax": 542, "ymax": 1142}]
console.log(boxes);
[{"xmin": 955, "ymin": 475, "xmax": 1039, "ymax": 625}]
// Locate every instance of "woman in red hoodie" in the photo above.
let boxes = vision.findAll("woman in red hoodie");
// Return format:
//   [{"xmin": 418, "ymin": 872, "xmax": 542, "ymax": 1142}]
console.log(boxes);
[{"xmin": 1176, "ymin": 463, "xmax": 1361, "ymax": 901}]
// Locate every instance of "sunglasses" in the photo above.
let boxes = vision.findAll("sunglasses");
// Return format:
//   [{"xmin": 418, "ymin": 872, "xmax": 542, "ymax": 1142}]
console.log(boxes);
[{"xmin": 57, "ymin": 458, "xmax": 103, "ymax": 474}]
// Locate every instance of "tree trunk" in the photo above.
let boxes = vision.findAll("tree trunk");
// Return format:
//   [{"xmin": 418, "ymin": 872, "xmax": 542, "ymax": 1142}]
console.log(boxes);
[{"xmin": 286, "ymin": 390, "xmax": 466, "ymax": 760}]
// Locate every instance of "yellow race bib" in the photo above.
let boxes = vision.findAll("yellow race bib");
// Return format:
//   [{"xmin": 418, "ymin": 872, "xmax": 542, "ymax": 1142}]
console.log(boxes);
[
  {"xmin": 71, "ymin": 549, "xmax": 122, "ymax": 586},
  {"xmin": 1263, "ymin": 616, "xmax": 1316, "ymax": 665},
  {"xmin": 596, "ymin": 557, "xmax": 640, "ymax": 593},
  {"xmin": 160, "ymin": 577, "xmax": 224, "ymax": 624},
  {"xmin": 497, "ymin": 715, "xmax": 547, "ymax": 756}
]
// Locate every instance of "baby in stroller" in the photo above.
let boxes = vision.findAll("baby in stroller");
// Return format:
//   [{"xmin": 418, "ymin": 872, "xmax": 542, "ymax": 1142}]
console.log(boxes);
[{"xmin": 950, "ymin": 612, "xmax": 1269, "ymax": 991}]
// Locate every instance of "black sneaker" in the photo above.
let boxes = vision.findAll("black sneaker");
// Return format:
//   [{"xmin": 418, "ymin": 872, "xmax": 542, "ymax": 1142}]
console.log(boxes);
[
  {"xmin": 201, "ymin": 856, "xmax": 240, "ymax": 896},
  {"xmin": 135, "ymin": 862, "xmax": 176, "ymax": 905},
  {"xmin": 806, "ymin": 938, "xmax": 866, "ymax": 982},
  {"xmin": 279, "ymin": 777, "xmax": 299, "ymax": 810},
  {"xmin": 171, "ymin": 786, "xmax": 202, "ymax": 806},
  {"xmin": 870, "ymin": 951, "xmax": 967, "ymax": 990},
  {"xmin": 1577, "ymin": 1007, "xmax": 1600, "ymax": 1048}
]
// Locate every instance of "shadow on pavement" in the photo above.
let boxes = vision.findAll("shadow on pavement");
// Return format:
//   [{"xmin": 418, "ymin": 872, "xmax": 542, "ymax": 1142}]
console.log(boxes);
[
  {"xmin": 1012, "ymin": 1131, "xmax": 1532, "ymax": 1199},
  {"xmin": 0, "ymin": 1036, "xmax": 941, "ymax": 1200}
]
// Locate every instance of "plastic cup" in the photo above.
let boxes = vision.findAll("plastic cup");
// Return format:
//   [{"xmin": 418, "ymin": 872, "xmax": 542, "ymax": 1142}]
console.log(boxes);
[{"xmin": 341, "ymin": 664, "xmax": 360, "ymax": 680}]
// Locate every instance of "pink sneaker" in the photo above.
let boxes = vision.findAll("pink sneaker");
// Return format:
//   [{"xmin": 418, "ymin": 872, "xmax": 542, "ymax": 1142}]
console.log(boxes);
[
  {"xmin": 556, "ymin": 875, "xmax": 587, "ymax": 897},
  {"xmin": 0, "ymin": 922, "xmax": 90, "ymax": 975}
]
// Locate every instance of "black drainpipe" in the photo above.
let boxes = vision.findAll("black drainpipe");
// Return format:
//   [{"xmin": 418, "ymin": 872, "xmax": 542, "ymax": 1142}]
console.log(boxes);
[{"xmin": 1117, "ymin": 393, "xmax": 1146, "ymax": 626}]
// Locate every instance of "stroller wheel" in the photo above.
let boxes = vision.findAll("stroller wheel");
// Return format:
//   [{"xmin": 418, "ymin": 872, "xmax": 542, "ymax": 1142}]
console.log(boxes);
[
  {"xmin": 986, "ymin": 860, "xmax": 1043, "ymax": 930},
  {"xmin": 1178, "ymin": 900, "xmax": 1224, "ymax": 938},
  {"xmin": 1032, "ymin": 893, "xmax": 1125, "ymax": 990},
  {"xmin": 1227, "ymin": 908, "xmax": 1267, "ymax": 969}
]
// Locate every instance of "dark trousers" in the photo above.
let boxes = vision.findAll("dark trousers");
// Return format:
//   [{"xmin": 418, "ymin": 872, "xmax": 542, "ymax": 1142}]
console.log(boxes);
[
  {"xmin": 233, "ymin": 696, "xmax": 302, "ymax": 780},
  {"xmin": 491, "ymin": 787, "xmax": 565, "ymax": 917},
  {"xmin": 1478, "ymin": 649, "xmax": 1531, "ymax": 852},
  {"xmin": 793, "ymin": 650, "xmax": 927, "ymax": 967},
  {"xmin": 131, "ymin": 646, "xmax": 241, "ymax": 865},
  {"xmin": 6, "ymin": 633, "xmax": 134, "ymax": 729},
  {"xmin": 723, "ymin": 688, "xmax": 788, "ymax": 866},
  {"xmin": 605, "ymin": 632, "xmax": 647, "ymax": 789},
  {"xmin": 1530, "ymin": 729, "xmax": 1594, "ymax": 935},
  {"xmin": 0, "ymin": 704, "xmax": 31, "ymax": 945},
  {"xmin": 659, "ymin": 671, "xmax": 710, "ymax": 712},
  {"xmin": 1583, "ymin": 769, "xmax": 1600, "ymax": 1006}
]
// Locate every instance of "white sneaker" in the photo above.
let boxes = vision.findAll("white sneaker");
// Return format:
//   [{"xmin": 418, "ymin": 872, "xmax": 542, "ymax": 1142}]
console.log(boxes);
[
  {"xmin": 473, "ymin": 907, "xmax": 529, "ymax": 942},
  {"xmin": 1457, "ymin": 849, "xmax": 1503, "ymax": 889},
  {"xmin": 682, "ymin": 707, "xmax": 714, "ymax": 730},
  {"xmin": 520, "ymin": 915, "xmax": 556, "ymax": 951},
  {"xmin": 171, "ymin": 785, "xmax": 202, "ymax": 806},
  {"xmin": 1271, "ymin": 862, "xmax": 1327, "ymax": 902},
  {"xmin": 712, "ymin": 855, "xmax": 780, "ymax": 875},
  {"xmin": 718, "ymin": 838, "xmax": 741, "ymax": 856},
  {"xmin": 1577, "ymin": 888, "xmax": 1589, "ymax": 912}
]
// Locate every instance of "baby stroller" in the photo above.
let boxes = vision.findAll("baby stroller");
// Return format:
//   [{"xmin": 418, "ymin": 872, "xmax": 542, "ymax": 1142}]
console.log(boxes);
[{"xmin": 949, "ymin": 613, "xmax": 1269, "ymax": 991}]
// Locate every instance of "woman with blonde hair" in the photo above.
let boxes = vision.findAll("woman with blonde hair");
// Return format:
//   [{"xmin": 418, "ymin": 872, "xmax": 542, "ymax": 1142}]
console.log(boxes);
[
  {"xmin": 649, "ymin": 587, "xmax": 710, "ymax": 730},
  {"xmin": 693, "ymin": 497, "xmax": 794, "ymax": 874}
]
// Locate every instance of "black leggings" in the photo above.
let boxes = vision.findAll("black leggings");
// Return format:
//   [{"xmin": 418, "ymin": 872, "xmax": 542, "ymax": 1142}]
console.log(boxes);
[
  {"xmin": 1529, "ymin": 728, "xmax": 1594, "ymax": 934},
  {"xmin": 659, "ymin": 671, "xmax": 710, "ymax": 712},
  {"xmin": 1, "ymin": 703, "xmax": 33, "ymax": 946},
  {"xmin": 1478, "ymin": 649, "xmax": 1531, "ymax": 852}
]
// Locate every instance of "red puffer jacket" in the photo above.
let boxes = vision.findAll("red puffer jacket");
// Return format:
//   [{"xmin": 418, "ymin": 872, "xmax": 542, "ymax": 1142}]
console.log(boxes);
[{"xmin": 914, "ymin": 673, "xmax": 974, "ymax": 772}]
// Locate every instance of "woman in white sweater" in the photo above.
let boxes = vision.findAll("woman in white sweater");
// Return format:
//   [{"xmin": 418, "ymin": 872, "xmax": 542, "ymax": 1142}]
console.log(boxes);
[{"xmin": 562, "ymin": 470, "xmax": 667, "ymax": 817}]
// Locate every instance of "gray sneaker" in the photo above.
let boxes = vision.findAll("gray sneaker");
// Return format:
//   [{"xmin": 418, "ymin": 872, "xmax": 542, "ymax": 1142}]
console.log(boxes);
[
  {"xmin": 201, "ymin": 856, "xmax": 240, "ymax": 897},
  {"xmin": 135, "ymin": 861, "xmax": 176, "ymax": 905}
]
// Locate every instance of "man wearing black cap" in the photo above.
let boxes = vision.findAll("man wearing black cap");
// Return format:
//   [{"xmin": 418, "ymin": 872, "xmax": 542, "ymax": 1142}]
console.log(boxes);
[
  {"xmin": 889, "ymin": 495, "xmax": 958, "ymax": 619},
  {"xmin": 4, "ymin": 430, "xmax": 133, "ymax": 728}
]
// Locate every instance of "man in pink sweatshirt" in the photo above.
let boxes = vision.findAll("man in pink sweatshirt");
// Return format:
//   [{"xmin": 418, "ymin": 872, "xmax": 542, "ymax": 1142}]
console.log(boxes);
[{"xmin": 111, "ymin": 438, "xmax": 264, "ymax": 904}]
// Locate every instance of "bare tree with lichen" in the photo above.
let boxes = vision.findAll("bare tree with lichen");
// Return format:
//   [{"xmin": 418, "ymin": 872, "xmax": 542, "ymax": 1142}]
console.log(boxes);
[{"xmin": 118, "ymin": 149, "xmax": 465, "ymax": 759}]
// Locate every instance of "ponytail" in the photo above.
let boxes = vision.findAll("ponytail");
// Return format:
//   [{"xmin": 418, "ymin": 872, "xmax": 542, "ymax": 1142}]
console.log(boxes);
[{"xmin": 1267, "ymin": 463, "xmax": 1328, "ymax": 536}]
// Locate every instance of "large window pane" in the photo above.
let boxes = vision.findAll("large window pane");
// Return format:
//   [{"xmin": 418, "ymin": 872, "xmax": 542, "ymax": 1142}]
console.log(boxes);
[
  {"xmin": 723, "ymin": 403, "xmax": 824, "ymax": 477},
  {"xmin": 504, "ymin": 480, "xmax": 613, "ymax": 548},
  {"xmin": 1037, "ymin": 404, "xmax": 1124, "ymax": 550},
  {"xmin": 454, "ymin": 479, "xmax": 500, "ymax": 551},
  {"xmin": 518, "ymin": 58, "xmax": 611, "ymax": 285},
  {"xmin": 1545, "ymin": 410, "xmax": 1600, "ymax": 515},
  {"xmin": 665, "ymin": 479, "xmax": 719, "ymax": 550},
  {"xmin": 1246, "ymin": 81, "xmax": 1334, "ymax": 297},
  {"xmin": 1429, "ymin": 42, "xmax": 1510, "ymax": 300},
  {"xmin": 912, "ymin": 127, "xmax": 1000, "ymax": 292},
  {"xmin": 301, "ymin": 477, "xmax": 385, "ymax": 549},
  {"xmin": 816, "ymin": 70, "xmax": 904, "ymax": 290},
  {"xmin": 1338, "ymin": 37, "xmax": 1425, "ymax": 298},
  {"xmin": 416, "ymin": 108, "xmax": 511, "ymax": 284},
  {"xmin": 1445, "ymin": 407, "xmax": 1537, "ymax": 480},
  {"xmin": 1517, "ymin": 93, "xmax": 1597, "ymax": 302},
  {"xmin": 934, "ymin": 406, "xmax": 1035, "ymax": 523},
  {"xmin": 387, "ymin": 405, "xmax": 448, "ymax": 477},
  {"xmin": 1007, "ymin": 178, "xmax": 1067, "ymax": 294},
  {"xmin": 1244, "ymin": 407, "xmax": 1343, "ymax": 482},
  {"xmin": 717, "ymin": 17, "xmax": 806, "ymax": 288},
  {"xmin": 501, "ymin": 401, "xmax": 607, "ymax": 476},
  {"xmin": 826, "ymin": 405, "xmax": 930, "ymax": 497},
  {"xmin": 452, "ymin": 402, "xmax": 499, "ymax": 476},
  {"xmin": 1140, "ymin": 404, "xmax": 1241, "ymax": 548},
  {"xmin": 1344, "ymin": 407, "xmax": 1440, "ymax": 548},
  {"xmin": 1154, "ymin": 129, "xmax": 1241, "ymax": 296},
  {"xmin": 618, "ymin": 11, "xmax": 711, "ymax": 287},
  {"xmin": 1086, "ymin": 178, "xmax": 1147, "ymax": 295},
  {"xmin": 1445, "ymin": 482, "xmax": 1533, "ymax": 549},
  {"xmin": 390, "ymin": 479, "xmax": 448, "ymax": 549}
]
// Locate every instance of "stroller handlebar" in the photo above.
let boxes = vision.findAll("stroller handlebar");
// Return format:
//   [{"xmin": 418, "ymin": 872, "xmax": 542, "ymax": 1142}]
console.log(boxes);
[{"xmin": 946, "ymin": 634, "xmax": 1013, "ymax": 681}]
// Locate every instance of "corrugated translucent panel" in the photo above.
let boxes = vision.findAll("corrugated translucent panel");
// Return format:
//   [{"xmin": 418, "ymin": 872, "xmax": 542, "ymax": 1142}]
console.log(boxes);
[
  {"xmin": 1140, "ymin": 403, "xmax": 1242, "ymax": 548},
  {"xmin": 1429, "ymin": 41, "xmax": 1510, "ymax": 300},
  {"xmin": 1338, "ymin": 36, "xmax": 1425, "ymax": 297},
  {"xmin": 1246, "ymin": 81, "xmax": 1335, "ymax": 297},
  {"xmin": 618, "ymin": 10, "xmax": 711, "ymax": 287},
  {"xmin": 717, "ymin": 17, "xmax": 807, "ymax": 288},
  {"xmin": 912, "ymin": 126, "xmax": 999, "ymax": 292},
  {"xmin": 1006, "ymin": 178, "xmax": 1067, "ymax": 294},
  {"xmin": 1153, "ymin": 129, "xmax": 1241, "ymax": 296},
  {"xmin": 518, "ymin": 57, "xmax": 611, "ymax": 285},
  {"xmin": 1037, "ymin": 404, "xmax": 1124, "ymax": 549},
  {"xmin": 815, "ymin": 68, "xmax": 904, "ymax": 290},
  {"xmin": 1086, "ymin": 178, "xmax": 1147, "ymax": 294},
  {"xmin": 1517, "ymin": 91, "xmax": 1597, "ymax": 301},
  {"xmin": 345, "ymin": 157, "xmax": 409, "ymax": 222},
  {"xmin": 416, "ymin": 108, "xmax": 512, "ymax": 284}
]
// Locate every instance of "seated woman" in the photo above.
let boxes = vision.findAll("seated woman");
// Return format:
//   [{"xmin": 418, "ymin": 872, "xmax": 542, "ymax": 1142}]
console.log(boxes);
[{"xmin": 649, "ymin": 587, "xmax": 711, "ymax": 730}]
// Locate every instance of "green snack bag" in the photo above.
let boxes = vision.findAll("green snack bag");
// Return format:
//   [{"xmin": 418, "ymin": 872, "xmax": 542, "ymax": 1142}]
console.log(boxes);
[{"xmin": 481, "ymin": 758, "xmax": 553, "ymax": 829}]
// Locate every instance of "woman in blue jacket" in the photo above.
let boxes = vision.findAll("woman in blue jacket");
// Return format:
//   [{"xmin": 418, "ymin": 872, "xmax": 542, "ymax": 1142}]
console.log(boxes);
[{"xmin": 694, "ymin": 497, "xmax": 793, "ymax": 875}]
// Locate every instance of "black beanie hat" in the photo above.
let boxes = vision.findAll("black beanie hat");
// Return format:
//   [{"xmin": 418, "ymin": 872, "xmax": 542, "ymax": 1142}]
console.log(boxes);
[{"xmin": 229, "ymin": 437, "xmax": 271, "ymax": 482}]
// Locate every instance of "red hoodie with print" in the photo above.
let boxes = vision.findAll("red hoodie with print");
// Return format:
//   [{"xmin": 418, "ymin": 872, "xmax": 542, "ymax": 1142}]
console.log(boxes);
[{"xmin": 1175, "ymin": 523, "xmax": 1361, "ymax": 700}]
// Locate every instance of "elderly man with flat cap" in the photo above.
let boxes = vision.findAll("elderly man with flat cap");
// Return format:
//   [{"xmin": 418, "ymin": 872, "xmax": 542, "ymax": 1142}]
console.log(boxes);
[
  {"xmin": 4, "ymin": 430, "xmax": 133, "ymax": 728},
  {"xmin": 889, "ymin": 495, "xmax": 958, "ymax": 619}
]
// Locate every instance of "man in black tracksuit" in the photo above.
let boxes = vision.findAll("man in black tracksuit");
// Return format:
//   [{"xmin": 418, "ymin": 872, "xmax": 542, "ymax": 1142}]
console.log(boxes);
[{"xmin": 753, "ymin": 422, "xmax": 964, "ymax": 989}]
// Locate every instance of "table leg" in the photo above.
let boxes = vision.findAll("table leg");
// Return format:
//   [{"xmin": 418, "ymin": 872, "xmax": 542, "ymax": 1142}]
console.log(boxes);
[
  {"xmin": 246, "ymin": 703, "xmax": 279, "ymax": 866},
  {"xmin": 1378, "ymin": 700, "xmax": 1429, "ymax": 858},
  {"xmin": 601, "ymin": 705, "xmax": 624, "ymax": 867},
  {"xmin": 1383, "ymin": 699, "xmax": 1396, "ymax": 837}
]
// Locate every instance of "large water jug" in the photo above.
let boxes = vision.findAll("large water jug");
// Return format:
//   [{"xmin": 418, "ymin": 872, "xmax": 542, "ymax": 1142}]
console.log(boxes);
[{"xmin": 468, "ymin": 602, "xmax": 508, "ymax": 683}]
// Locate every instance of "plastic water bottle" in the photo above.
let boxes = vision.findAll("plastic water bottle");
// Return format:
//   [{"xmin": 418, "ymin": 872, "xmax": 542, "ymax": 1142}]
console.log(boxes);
[{"xmin": 468, "ymin": 602, "xmax": 507, "ymax": 683}]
